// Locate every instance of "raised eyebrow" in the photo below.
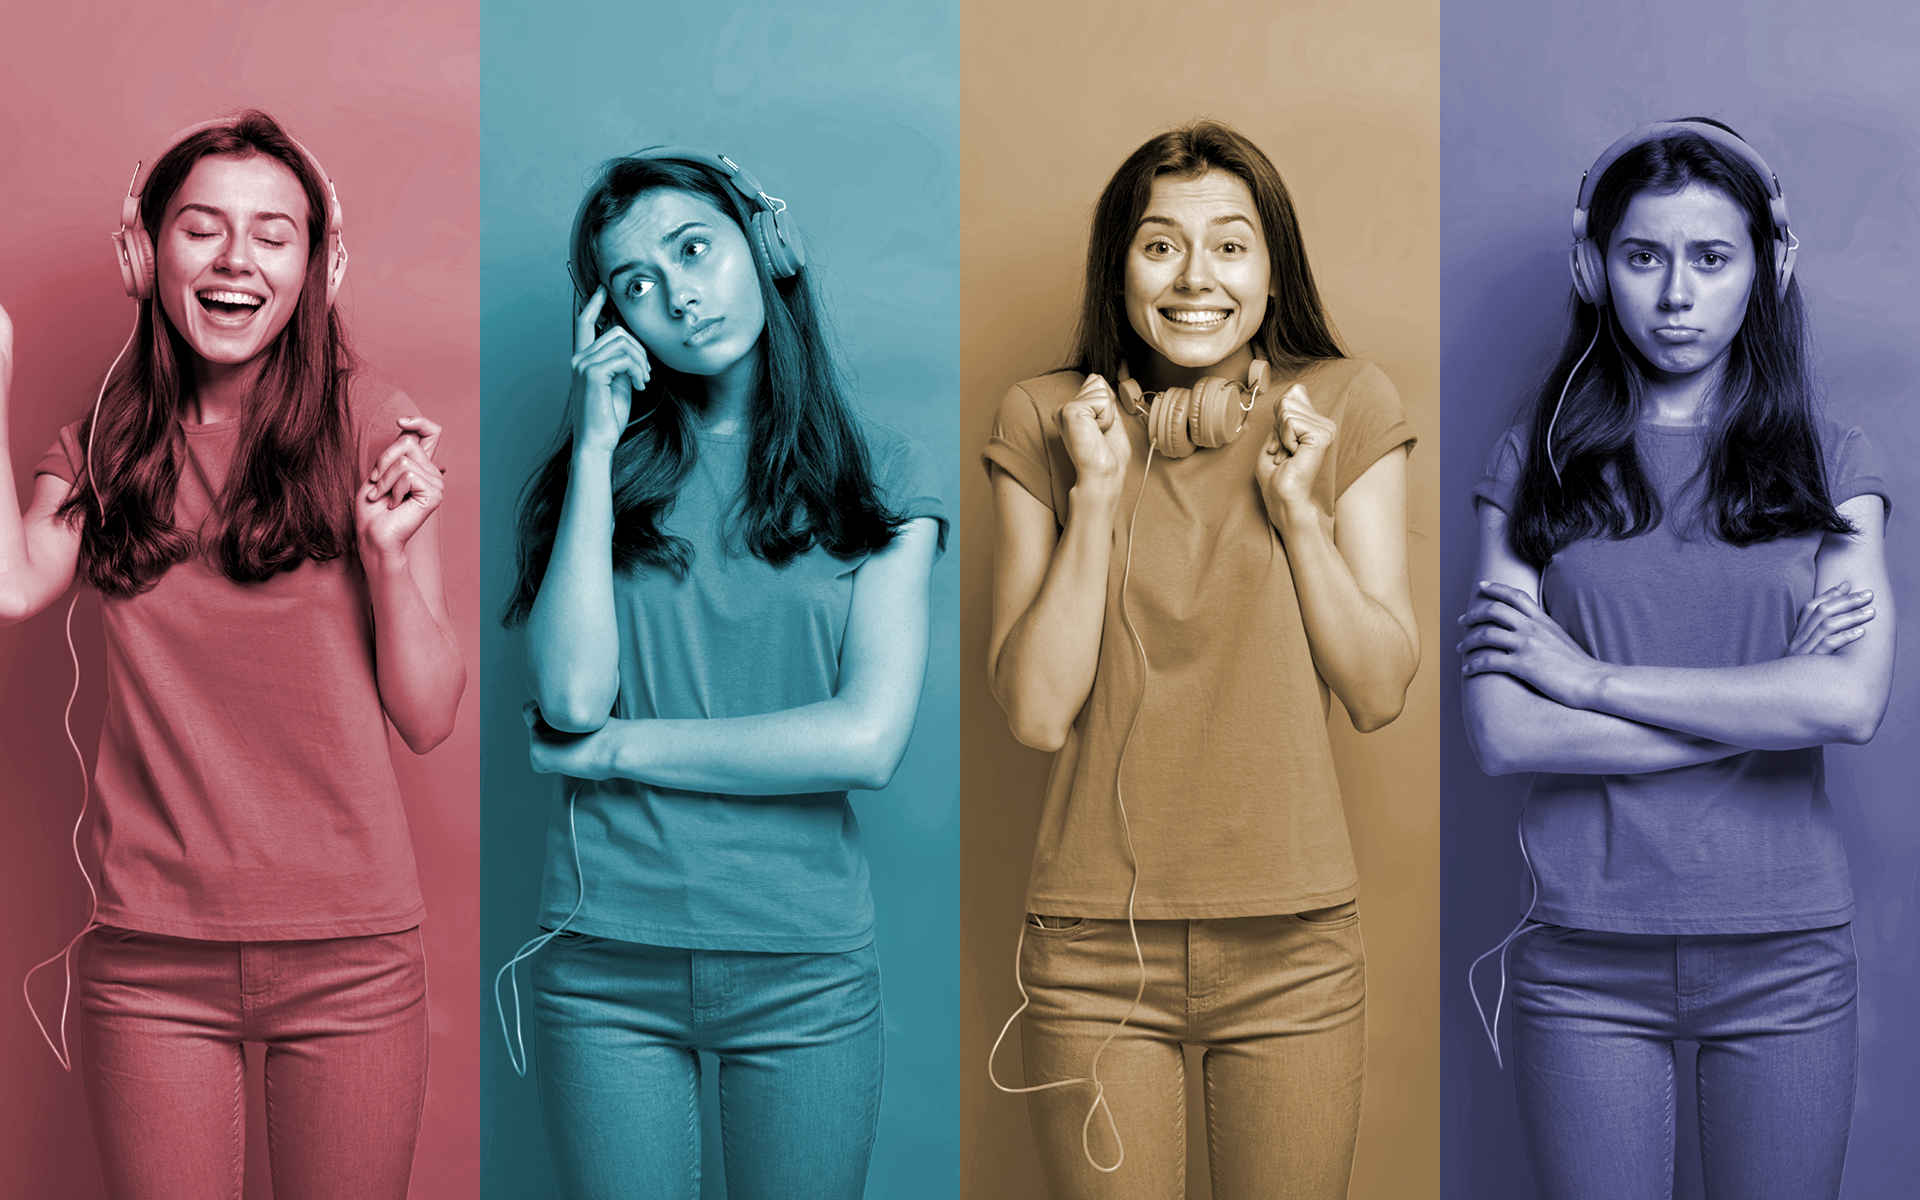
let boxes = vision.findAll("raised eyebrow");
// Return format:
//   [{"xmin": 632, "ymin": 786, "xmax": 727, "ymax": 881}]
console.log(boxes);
[
  {"xmin": 1136, "ymin": 213, "xmax": 1257, "ymax": 232},
  {"xmin": 659, "ymin": 220, "xmax": 709, "ymax": 246}
]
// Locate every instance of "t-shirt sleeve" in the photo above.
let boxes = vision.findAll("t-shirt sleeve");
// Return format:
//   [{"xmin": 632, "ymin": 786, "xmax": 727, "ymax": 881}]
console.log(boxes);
[
  {"xmin": 34, "ymin": 422, "xmax": 86, "ymax": 486},
  {"xmin": 1471, "ymin": 428, "xmax": 1528, "ymax": 515},
  {"xmin": 349, "ymin": 381, "xmax": 425, "ymax": 481},
  {"xmin": 1824, "ymin": 423, "xmax": 1890, "ymax": 516},
  {"xmin": 980, "ymin": 383, "xmax": 1058, "ymax": 516},
  {"xmin": 1326, "ymin": 362, "xmax": 1415, "ymax": 505},
  {"xmin": 871, "ymin": 428, "xmax": 949, "ymax": 559}
]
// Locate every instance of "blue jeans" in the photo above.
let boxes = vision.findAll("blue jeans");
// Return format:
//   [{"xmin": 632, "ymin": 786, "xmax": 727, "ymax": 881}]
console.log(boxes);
[
  {"xmin": 530, "ymin": 933, "xmax": 884, "ymax": 1200},
  {"xmin": 1509, "ymin": 924, "xmax": 1857, "ymax": 1200}
]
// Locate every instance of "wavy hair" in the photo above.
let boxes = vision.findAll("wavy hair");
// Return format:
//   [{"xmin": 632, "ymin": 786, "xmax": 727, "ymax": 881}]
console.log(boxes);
[
  {"xmin": 1507, "ymin": 118, "xmax": 1851, "ymax": 566},
  {"xmin": 60, "ymin": 109, "xmax": 356, "ymax": 596},
  {"xmin": 1068, "ymin": 120, "xmax": 1345, "ymax": 380},
  {"xmin": 501, "ymin": 152, "xmax": 904, "ymax": 626}
]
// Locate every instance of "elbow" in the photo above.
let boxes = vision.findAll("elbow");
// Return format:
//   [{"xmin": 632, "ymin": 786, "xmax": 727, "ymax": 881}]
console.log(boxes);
[
  {"xmin": 1345, "ymin": 690, "xmax": 1408, "ymax": 734},
  {"xmin": 529, "ymin": 678, "xmax": 616, "ymax": 735},
  {"xmin": 1464, "ymin": 721, "xmax": 1528, "ymax": 777},
  {"xmin": 1007, "ymin": 710, "xmax": 1070, "ymax": 753},
  {"xmin": 846, "ymin": 726, "xmax": 912, "ymax": 793},
  {"xmin": 1829, "ymin": 704, "xmax": 1885, "ymax": 748},
  {"xmin": 0, "ymin": 584, "xmax": 34, "ymax": 627},
  {"xmin": 395, "ymin": 717, "xmax": 455, "ymax": 756}
]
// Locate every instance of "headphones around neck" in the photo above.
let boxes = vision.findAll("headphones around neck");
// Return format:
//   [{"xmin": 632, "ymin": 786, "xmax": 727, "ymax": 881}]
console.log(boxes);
[
  {"xmin": 569, "ymin": 146, "xmax": 804, "ymax": 307},
  {"xmin": 1115, "ymin": 359, "xmax": 1269, "ymax": 459},
  {"xmin": 1569, "ymin": 119, "xmax": 1797, "ymax": 308},
  {"xmin": 112, "ymin": 117, "xmax": 348, "ymax": 308}
]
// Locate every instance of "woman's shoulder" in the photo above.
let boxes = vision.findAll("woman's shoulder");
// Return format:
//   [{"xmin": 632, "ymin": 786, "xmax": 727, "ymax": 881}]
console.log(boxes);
[
  {"xmin": 1002, "ymin": 370, "xmax": 1088, "ymax": 418},
  {"xmin": 345, "ymin": 376, "xmax": 420, "ymax": 428},
  {"xmin": 1812, "ymin": 413, "xmax": 1888, "ymax": 509},
  {"xmin": 1284, "ymin": 357, "xmax": 1398, "ymax": 411}
]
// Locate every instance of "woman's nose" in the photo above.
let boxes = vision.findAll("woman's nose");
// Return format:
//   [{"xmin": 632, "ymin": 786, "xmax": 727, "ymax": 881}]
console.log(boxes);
[
  {"xmin": 670, "ymin": 288, "xmax": 699, "ymax": 317},
  {"xmin": 1660, "ymin": 265, "xmax": 1691, "ymax": 309},
  {"xmin": 214, "ymin": 234, "xmax": 254, "ymax": 274},
  {"xmin": 1175, "ymin": 250, "xmax": 1214, "ymax": 291}
]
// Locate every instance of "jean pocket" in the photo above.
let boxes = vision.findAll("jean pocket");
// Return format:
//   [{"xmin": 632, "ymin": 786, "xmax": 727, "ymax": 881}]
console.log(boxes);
[
  {"xmin": 1025, "ymin": 913, "xmax": 1090, "ymax": 936},
  {"xmin": 1292, "ymin": 900, "xmax": 1360, "ymax": 928}
]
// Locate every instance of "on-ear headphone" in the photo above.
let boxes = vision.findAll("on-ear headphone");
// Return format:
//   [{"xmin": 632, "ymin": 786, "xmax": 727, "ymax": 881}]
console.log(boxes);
[
  {"xmin": 1115, "ymin": 359, "xmax": 1269, "ymax": 459},
  {"xmin": 111, "ymin": 117, "xmax": 349, "ymax": 307},
  {"xmin": 1569, "ymin": 120, "xmax": 1797, "ymax": 308},
  {"xmin": 568, "ymin": 146, "xmax": 804, "ymax": 304}
]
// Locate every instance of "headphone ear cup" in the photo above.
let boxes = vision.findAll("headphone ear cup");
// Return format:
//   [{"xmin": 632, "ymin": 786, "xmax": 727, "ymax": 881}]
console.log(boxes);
[
  {"xmin": 1190, "ymin": 376, "xmax": 1243, "ymax": 450},
  {"xmin": 1570, "ymin": 238, "xmax": 1607, "ymax": 307},
  {"xmin": 1150, "ymin": 387, "xmax": 1197, "ymax": 458},
  {"xmin": 114, "ymin": 226, "xmax": 156, "ymax": 300},
  {"xmin": 752, "ymin": 209, "xmax": 804, "ymax": 279}
]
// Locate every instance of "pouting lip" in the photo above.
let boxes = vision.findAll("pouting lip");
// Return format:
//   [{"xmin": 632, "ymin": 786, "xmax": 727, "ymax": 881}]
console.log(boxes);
[{"xmin": 683, "ymin": 315, "xmax": 725, "ymax": 345}]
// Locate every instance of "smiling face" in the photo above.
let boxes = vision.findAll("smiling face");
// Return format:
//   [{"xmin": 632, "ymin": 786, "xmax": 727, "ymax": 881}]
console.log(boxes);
[
  {"xmin": 595, "ymin": 187, "xmax": 767, "ymax": 381},
  {"xmin": 1123, "ymin": 169, "xmax": 1273, "ymax": 386},
  {"xmin": 1605, "ymin": 181, "xmax": 1759, "ymax": 384},
  {"xmin": 153, "ymin": 153, "xmax": 313, "ymax": 370}
]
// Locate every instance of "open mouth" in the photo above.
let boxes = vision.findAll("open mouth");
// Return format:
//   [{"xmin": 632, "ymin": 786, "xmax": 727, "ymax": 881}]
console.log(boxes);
[
  {"xmin": 197, "ymin": 289, "xmax": 265, "ymax": 319},
  {"xmin": 1160, "ymin": 308, "xmax": 1231, "ymax": 331}
]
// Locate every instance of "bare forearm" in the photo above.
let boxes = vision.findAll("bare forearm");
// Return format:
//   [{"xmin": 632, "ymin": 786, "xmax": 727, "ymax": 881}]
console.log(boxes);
[
  {"xmin": 1274, "ymin": 507, "xmax": 1417, "ymax": 732},
  {"xmin": 1464, "ymin": 673, "xmax": 1745, "ymax": 775},
  {"xmin": 365, "ymin": 548, "xmax": 465, "ymax": 752},
  {"xmin": 585, "ymin": 701, "xmax": 914, "ymax": 795},
  {"xmin": 1587, "ymin": 654, "xmax": 1891, "ymax": 749},
  {"xmin": 524, "ymin": 446, "xmax": 620, "ymax": 731},
  {"xmin": 991, "ymin": 487, "xmax": 1117, "ymax": 751}
]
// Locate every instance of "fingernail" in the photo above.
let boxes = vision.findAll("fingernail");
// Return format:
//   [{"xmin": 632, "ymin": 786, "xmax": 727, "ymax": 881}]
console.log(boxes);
[{"xmin": 1860, "ymin": 590, "xmax": 1873, "ymax": 600}]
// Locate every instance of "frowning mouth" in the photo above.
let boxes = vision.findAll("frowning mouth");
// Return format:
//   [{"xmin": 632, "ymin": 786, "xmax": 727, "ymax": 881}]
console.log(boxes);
[{"xmin": 1652, "ymin": 326, "xmax": 1702, "ymax": 342}]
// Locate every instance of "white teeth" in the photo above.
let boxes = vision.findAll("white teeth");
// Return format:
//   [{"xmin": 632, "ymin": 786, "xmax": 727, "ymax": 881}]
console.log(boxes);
[
  {"xmin": 1163, "ymin": 309, "xmax": 1229, "ymax": 325},
  {"xmin": 199, "ymin": 290, "xmax": 264, "ymax": 307}
]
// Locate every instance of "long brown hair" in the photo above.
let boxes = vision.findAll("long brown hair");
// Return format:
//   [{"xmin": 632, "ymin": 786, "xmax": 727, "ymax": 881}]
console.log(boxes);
[
  {"xmin": 1506, "ymin": 120, "xmax": 1851, "ymax": 566},
  {"xmin": 502, "ymin": 153, "xmax": 908, "ymax": 626},
  {"xmin": 1069, "ymin": 120, "xmax": 1345, "ymax": 380},
  {"xmin": 60, "ymin": 110, "xmax": 356, "ymax": 596}
]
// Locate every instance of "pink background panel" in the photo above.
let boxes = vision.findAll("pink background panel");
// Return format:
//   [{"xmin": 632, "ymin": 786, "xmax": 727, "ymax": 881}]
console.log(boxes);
[{"xmin": 0, "ymin": 1, "xmax": 480, "ymax": 1197}]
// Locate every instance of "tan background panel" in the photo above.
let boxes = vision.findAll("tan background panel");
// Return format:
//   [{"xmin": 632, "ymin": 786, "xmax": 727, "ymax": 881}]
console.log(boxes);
[{"xmin": 958, "ymin": 0, "xmax": 1440, "ymax": 1195}]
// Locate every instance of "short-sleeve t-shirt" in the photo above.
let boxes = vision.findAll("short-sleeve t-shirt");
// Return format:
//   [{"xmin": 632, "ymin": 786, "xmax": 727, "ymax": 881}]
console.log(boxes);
[
  {"xmin": 535, "ymin": 417, "xmax": 947, "ymax": 953},
  {"xmin": 1473, "ymin": 419, "xmax": 1889, "ymax": 934},
  {"xmin": 35, "ymin": 379, "xmax": 428, "ymax": 941},
  {"xmin": 982, "ymin": 359, "xmax": 1414, "ymax": 919}
]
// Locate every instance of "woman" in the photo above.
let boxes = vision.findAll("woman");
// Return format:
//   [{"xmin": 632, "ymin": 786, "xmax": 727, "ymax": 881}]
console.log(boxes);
[
  {"xmin": 500, "ymin": 149, "xmax": 945, "ymax": 1199},
  {"xmin": 1458, "ymin": 119, "xmax": 1893, "ymax": 1199},
  {"xmin": 983, "ymin": 121, "xmax": 1418, "ymax": 1199},
  {"xmin": 0, "ymin": 111, "xmax": 462, "ymax": 1197}
]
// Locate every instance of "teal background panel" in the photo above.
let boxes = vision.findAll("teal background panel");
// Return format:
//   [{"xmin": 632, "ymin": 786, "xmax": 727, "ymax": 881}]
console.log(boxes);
[{"xmin": 479, "ymin": 2, "xmax": 959, "ymax": 1197}]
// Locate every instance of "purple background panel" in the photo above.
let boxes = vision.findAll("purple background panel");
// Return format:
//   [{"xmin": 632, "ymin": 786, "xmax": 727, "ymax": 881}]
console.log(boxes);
[{"xmin": 1442, "ymin": 3, "xmax": 1920, "ymax": 1198}]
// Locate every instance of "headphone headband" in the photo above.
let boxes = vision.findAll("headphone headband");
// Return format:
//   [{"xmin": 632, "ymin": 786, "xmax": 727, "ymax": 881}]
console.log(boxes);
[
  {"xmin": 113, "ymin": 116, "xmax": 348, "ymax": 306},
  {"xmin": 570, "ymin": 146, "xmax": 805, "ymax": 298},
  {"xmin": 1569, "ymin": 120, "xmax": 1797, "ymax": 305}
]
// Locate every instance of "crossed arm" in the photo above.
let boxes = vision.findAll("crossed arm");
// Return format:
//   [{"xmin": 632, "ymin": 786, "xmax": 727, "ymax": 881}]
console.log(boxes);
[
  {"xmin": 1458, "ymin": 495, "xmax": 1894, "ymax": 776},
  {"xmin": 522, "ymin": 442, "xmax": 940, "ymax": 794}
]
